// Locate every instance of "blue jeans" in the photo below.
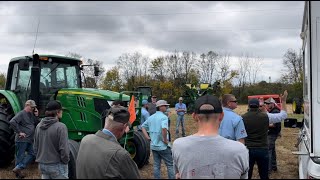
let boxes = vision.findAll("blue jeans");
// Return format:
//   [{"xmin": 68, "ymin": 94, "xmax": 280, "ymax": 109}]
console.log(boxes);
[
  {"xmin": 175, "ymin": 115, "xmax": 185, "ymax": 137},
  {"xmin": 39, "ymin": 163, "xmax": 68, "ymax": 179},
  {"xmin": 15, "ymin": 142, "xmax": 35, "ymax": 169},
  {"xmin": 268, "ymin": 134, "xmax": 278, "ymax": 171},
  {"xmin": 152, "ymin": 147, "xmax": 175, "ymax": 179},
  {"xmin": 248, "ymin": 148, "xmax": 269, "ymax": 179}
]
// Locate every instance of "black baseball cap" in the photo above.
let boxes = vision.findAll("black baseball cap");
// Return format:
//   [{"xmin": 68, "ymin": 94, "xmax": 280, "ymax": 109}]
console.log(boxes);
[
  {"xmin": 194, "ymin": 95, "xmax": 223, "ymax": 114},
  {"xmin": 46, "ymin": 100, "xmax": 62, "ymax": 111},
  {"xmin": 248, "ymin": 98, "xmax": 259, "ymax": 108},
  {"xmin": 107, "ymin": 107, "xmax": 130, "ymax": 124}
]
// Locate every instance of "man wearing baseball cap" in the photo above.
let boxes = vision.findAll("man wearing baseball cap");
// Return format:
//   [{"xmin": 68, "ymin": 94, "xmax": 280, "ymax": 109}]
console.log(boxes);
[
  {"xmin": 242, "ymin": 90, "xmax": 288, "ymax": 179},
  {"xmin": 172, "ymin": 95, "xmax": 249, "ymax": 179},
  {"xmin": 138, "ymin": 99, "xmax": 150, "ymax": 130},
  {"xmin": 77, "ymin": 106, "xmax": 140, "ymax": 179},
  {"xmin": 10, "ymin": 100, "xmax": 40, "ymax": 178},
  {"xmin": 141, "ymin": 100, "xmax": 174, "ymax": 179},
  {"xmin": 33, "ymin": 100, "xmax": 69, "ymax": 179},
  {"xmin": 148, "ymin": 95, "xmax": 157, "ymax": 116},
  {"xmin": 265, "ymin": 97, "xmax": 281, "ymax": 174}
]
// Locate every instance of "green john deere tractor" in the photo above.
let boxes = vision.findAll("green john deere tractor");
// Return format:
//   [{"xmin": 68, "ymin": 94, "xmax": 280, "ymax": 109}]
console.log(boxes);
[
  {"xmin": 135, "ymin": 86, "xmax": 152, "ymax": 102},
  {"xmin": 0, "ymin": 54, "xmax": 150, "ymax": 178},
  {"xmin": 182, "ymin": 83, "xmax": 218, "ymax": 114}
]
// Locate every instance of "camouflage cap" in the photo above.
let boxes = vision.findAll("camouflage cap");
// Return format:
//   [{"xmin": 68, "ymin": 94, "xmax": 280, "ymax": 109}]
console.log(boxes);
[{"xmin": 25, "ymin": 100, "xmax": 37, "ymax": 107}]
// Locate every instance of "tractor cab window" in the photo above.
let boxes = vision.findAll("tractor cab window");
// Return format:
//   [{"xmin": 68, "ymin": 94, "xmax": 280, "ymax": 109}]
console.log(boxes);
[
  {"xmin": 13, "ymin": 61, "xmax": 33, "ymax": 106},
  {"xmin": 40, "ymin": 61, "xmax": 80, "ymax": 90}
]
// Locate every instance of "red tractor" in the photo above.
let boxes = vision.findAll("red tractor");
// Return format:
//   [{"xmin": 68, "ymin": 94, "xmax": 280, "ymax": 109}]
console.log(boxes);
[{"xmin": 247, "ymin": 94, "xmax": 282, "ymax": 110}]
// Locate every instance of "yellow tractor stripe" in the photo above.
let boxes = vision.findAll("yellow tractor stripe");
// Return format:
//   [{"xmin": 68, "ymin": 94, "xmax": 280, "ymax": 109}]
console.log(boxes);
[{"xmin": 58, "ymin": 91, "xmax": 103, "ymax": 97}]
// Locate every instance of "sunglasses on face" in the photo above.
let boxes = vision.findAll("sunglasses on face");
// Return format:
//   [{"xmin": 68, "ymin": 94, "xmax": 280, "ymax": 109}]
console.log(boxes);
[{"xmin": 229, "ymin": 100, "xmax": 238, "ymax": 103}]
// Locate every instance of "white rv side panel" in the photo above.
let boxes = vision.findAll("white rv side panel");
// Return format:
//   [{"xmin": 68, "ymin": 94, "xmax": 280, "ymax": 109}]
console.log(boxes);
[{"xmin": 310, "ymin": 1, "xmax": 320, "ymax": 157}]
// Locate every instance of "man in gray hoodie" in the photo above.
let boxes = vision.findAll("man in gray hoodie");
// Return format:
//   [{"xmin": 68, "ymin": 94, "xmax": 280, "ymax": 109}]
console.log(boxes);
[
  {"xmin": 33, "ymin": 100, "xmax": 70, "ymax": 179},
  {"xmin": 9, "ymin": 100, "xmax": 39, "ymax": 178}
]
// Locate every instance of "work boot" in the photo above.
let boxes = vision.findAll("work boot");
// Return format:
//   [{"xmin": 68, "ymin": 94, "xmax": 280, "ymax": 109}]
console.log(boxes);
[{"xmin": 12, "ymin": 167, "xmax": 25, "ymax": 179}]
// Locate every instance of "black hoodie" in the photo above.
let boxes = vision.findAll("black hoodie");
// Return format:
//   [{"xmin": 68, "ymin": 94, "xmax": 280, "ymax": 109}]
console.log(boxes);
[{"xmin": 33, "ymin": 117, "xmax": 70, "ymax": 164}]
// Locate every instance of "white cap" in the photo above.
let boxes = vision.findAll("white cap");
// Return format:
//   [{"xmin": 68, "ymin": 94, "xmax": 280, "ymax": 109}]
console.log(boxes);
[
  {"xmin": 265, "ymin": 97, "xmax": 276, "ymax": 104},
  {"xmin": 156, "ymin": 100, "xmax": 170, "ymax": 107}
]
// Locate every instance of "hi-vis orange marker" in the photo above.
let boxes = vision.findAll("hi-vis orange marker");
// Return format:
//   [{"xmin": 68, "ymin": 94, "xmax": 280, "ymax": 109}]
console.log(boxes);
[{"xmin": 128, "ymin": 95, "xmax": 136, "ymax": 124}]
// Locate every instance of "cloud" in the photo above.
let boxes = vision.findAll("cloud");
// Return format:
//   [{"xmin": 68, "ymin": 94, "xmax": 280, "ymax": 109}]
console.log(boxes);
[{"xmin": 0, "ymin": 1, "xmax": 305, "ymax": 82}]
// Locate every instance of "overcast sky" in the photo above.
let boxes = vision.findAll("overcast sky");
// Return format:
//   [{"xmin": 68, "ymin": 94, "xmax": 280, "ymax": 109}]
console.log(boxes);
[{"xmin": 0, "ymin": 1, "xmax": 304, "ymax": 82}]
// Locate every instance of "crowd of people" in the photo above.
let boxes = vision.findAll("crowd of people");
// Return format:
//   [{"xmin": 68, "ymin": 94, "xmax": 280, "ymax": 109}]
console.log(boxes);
[{"xmin": 8, "ymin": 90, "xmax": 288, "ymax": 179}]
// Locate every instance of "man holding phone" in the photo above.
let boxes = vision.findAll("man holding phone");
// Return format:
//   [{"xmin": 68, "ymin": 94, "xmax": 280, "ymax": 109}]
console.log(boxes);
[{"xmin": 9, "ymin": 100, "xmax": 40, "ymax": 178}]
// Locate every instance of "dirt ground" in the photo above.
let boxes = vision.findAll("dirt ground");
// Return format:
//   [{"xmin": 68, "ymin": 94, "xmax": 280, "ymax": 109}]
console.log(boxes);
[{"xmin": 0, "ymin": 104, "xmax": 300, "ymax": 179}]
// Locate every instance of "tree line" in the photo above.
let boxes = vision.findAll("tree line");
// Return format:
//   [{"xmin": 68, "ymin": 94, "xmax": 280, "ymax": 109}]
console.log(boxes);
[
  {"xmin": 0, "ymin": 48, "xmax": 302, "ymax": 106},
  {"xmin": 100, "ymin": 48, "xmax": 302, "ymax": 105}
]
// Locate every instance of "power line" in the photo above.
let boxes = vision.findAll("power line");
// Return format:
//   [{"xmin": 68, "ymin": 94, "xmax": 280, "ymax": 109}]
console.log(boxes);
[
  {"xmin": 0, "ymin": 8, "xmax": 303, "ymax": 17},
  {"xmin": 0, "ymin": 27, "xmax": 300, "ymax": 36}
]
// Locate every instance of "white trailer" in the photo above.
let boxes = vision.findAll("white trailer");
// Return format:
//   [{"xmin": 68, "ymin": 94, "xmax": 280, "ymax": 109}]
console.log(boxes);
[{"xmin": 284, "ymin": 1, "xmax": 320, "ymax": 179}]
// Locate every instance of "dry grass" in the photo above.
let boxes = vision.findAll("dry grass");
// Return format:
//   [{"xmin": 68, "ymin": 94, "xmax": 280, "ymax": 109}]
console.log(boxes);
[{"xmin": 0, "ymin": 104, "xmax": 299, "ymax": 179}]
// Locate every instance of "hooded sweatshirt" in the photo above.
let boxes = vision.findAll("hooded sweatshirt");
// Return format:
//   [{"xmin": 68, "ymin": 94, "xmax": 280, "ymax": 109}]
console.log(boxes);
[{"xmin": 33, "ymin": 117, "xmax": 70, "ymax": 164}]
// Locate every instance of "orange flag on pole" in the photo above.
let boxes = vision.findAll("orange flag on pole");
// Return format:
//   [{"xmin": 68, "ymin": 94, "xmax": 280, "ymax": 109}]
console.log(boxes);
[{"xmin": 128, "ymin": 95, "xmax": 136, "ymax": 124}]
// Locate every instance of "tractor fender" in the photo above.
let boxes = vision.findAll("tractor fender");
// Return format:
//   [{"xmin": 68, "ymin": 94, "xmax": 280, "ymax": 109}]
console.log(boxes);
[{"xmin": 0, "ymin": 90, "xmax": 22, "ymax": 114}]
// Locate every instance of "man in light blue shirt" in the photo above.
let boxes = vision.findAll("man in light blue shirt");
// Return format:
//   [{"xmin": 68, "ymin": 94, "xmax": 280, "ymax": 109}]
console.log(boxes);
[
  {"xmin": 138, "ymin": 100, "xmax": 150, "ymax": 130},
  {"xmin": 141, "ymin": 100, "xmax": 174, "ymax": 179},
  {"xmin": 175, "ymin": 97, "xmax": 187, "ymax": 138},
  {"xmin": 219, "ymin": 94, "xmax": 247, "ymax": 144}
]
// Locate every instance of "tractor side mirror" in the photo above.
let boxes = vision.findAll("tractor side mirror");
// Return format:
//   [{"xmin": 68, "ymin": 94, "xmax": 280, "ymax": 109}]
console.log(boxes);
[
  {"xmin": 19, "ymin": 58, "xmax": 30, "ymax": 71},
  {"xmin": 94, "ymin": 66, "xmax": 100, "ymax": 76},
  {"xmin": 284, "ymin": 118, "xmax": 302, "ymax": 128}
]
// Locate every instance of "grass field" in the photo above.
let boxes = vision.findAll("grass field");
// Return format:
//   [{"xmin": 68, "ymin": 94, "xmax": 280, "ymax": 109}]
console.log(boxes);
[{"xmin": 0, "ymin": 104, "xmax": 302, "ymax": 179}]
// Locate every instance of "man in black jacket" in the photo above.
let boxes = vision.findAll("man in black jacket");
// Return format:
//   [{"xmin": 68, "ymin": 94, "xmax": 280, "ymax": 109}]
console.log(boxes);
[
  {"xmin": 265, "ymin": 97, "xmax": 281, "ymax": 174},
  {"xmin": 242, "ymin": 90, "xmax": 287, "ymax": 179}
]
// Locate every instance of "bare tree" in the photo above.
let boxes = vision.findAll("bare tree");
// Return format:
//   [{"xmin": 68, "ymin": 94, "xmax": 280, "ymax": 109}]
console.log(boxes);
[
  {"xmin": 116, "ymin": 51, "xmax": 147, "ymax": 90},
  {"xmin": 247, "ymin": 56, "xmax": 263, "ymax": 85},
  {"xmin": 198, "ymin": 51, "xmax": 218, "ymax": 84},
  {"xmin": 181, "ymin": 51, "xmax": 196, "ymax": 83},
  {"xmin": 236, "ymin": 53, "xmax": 250, "ymax": 87},
  {"xmin": 216, "ymin": 52, "xmax": 231, "ymax": 86},
  {"xmin": 282, "ymin": 48, "xmax": 303, "ymax": 84},
  {"xmin": 165, "ymin": 50, "xmax": 183, "ymax": 81},
  {"xmin": 66, "ymin": 52, "xmax": 105, "ymax": 88}
]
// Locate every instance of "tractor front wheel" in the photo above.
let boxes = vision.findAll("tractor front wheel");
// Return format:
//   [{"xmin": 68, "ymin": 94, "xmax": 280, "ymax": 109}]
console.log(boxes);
[
  {"xmin": 0, "ymin": 104, "xmax": 15, "ymax": 168},
  {"xmin": 68, "ymin": 139, "xmax": 80, "ymax": 179}
]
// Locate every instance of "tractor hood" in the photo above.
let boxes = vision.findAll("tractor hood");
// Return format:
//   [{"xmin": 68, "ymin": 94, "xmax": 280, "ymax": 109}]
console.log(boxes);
[{"xmin": 57, "ymin": 88, "xmax": 130, "ymax": 101}]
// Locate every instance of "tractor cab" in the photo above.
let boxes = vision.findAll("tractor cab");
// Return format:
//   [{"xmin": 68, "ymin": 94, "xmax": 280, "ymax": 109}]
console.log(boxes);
[
  {"xmin": 135, "ymin": 86, "xmax": 152, "ymax": 102},
  {"xmin": 5, "ymin": 54, "xmax": 83, "ymax": 116}
]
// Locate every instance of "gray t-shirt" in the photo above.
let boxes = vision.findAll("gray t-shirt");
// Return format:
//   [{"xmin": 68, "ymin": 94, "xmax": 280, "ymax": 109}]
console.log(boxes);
[{"xmin": 172, "ymin": 135, "xmax": 249, "ymax": 179}]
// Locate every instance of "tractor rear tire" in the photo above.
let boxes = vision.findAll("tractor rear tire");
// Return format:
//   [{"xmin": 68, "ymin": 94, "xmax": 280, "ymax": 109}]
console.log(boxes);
[
  {"xmin": 136, "ymin": 130, "xmax": 150, "ymax": 166},
  {"xmin": 132, "ymin": 130, "xmax": 149, "ymax": 168},
  {"xmin": 68, "ymin": 139, "xmax": 80, "ymax": 179},
  {"xmin": 0, "ymin": 104, "xmax": 15, "ymax": 168},
  {"xmin": 292, "ymin": 98, "xmax": 302, "ymax": 114}
]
